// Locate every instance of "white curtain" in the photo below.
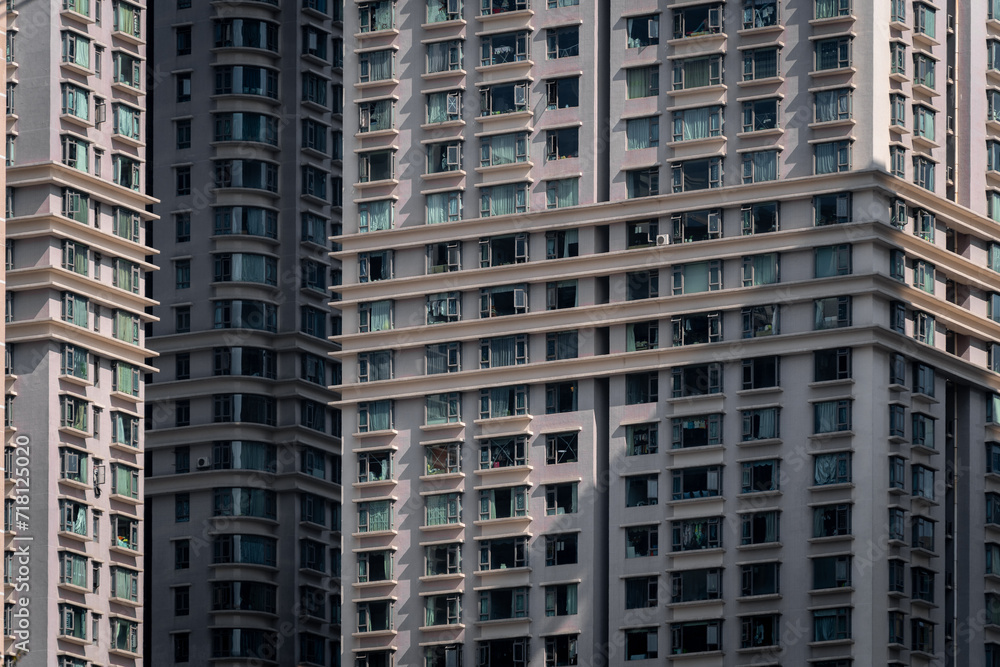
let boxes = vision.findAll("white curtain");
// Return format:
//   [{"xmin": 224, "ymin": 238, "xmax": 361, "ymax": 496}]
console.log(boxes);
[
  {"xmin": 816, "ymin": 143, "xmax": 836, "ymax": 174},
  {"xmin": 491, "ymin": 337, "xmax": 516, "ymax": 366},
  {"xmin": 627, "ymin": 67, "xmax": 655, "ymax": 98},
  {"xmin": 815, "ymin": 403, "xmax": 836, "ymax": 433},
  {"xmin": 369, "ymin": 402, "xmax": 391, "ymax": 430},
  {"xmin": 370, "ymin": 302, "xmax": 392, "ymax": 331},
  {"xmin": 551, "ymin": 179, "xmax": 578, "ymax": 208},
  {"xmin": 626, "ymin": 118, "xmax": 651, "ymax": 149},
  {"xmin": 753, "ymin": 255, "xmax": 777, "ymax": 284},
  {"xmin": 366, "ymin": 201, "xmax": 392, "ymax": 231},
  {"xmin": 685, "ymin": 59, "xmax": 710, "ymax": 88},
  {"xmin": 488, "ymin": 184, "xmax": 516, "ymax": 216},
  {"xmin": 427, "ymin": 93, "xmax": 449, "ymax": 123},
  {"xmin": 683, "ymin": 107, "xmax": 710, "ymax": 140},
  {"xmin": 815, "ymin": 0, "xmax": 839, "ymax": 18},
  {"xmin": 754, "ymin": 151, "xmax": 777, "ymax": 181},
  {"xmin": 427, "ymin": 42, "xmax": 448, "ymax": 73},
  {"xmin": 368, "ymin": 51, "xmax": 392, "ymax": 81},
  {"xmin": 758, "ymin": 409, "xmax": 776, "ymax": 438},
  {"xmin": 488, "ymin": 133, "xmax": 516, "ymax": 165},
  {"xmin": 489, "ymin": 387, "xmax": 510, "ymax": 417}
]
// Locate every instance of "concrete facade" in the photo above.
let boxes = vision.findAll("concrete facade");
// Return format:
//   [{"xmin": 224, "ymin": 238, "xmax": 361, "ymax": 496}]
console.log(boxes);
[
  {"xmin": 3, "ymin": 0, "xmax": 154, "ymax": 665},
  {"xmin": 142, "ymin": 0, "xmax": 345, "ymax": 666},
  {"xmin": 338, "ymin": 1, "xmax": 1000, "ymax": 666}
]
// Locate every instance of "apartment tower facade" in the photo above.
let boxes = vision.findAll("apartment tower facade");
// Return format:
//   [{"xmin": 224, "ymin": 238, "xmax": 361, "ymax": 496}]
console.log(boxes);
[
  {"xmin": 143, "ymin": 0, "xmax": 345, "ymax": 666},
  {"xmin": 3, "ymin": 0, "xmax": 153, "ymax": 665},
  {"xmin": 338, "ymin": 1, "xmax": 1000, "ymax": 666}
]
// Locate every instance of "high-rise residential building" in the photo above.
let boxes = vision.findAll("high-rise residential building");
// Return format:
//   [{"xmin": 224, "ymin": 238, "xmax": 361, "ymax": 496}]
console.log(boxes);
[
  {"xmin": 338, "ymin": 1, "xmax": 1000, "ymax": 666},
  {"xmin": 2, "ymin": 0, "xmax": 152, "ymax": 665},
  {"xmin": 142, "ymin": 0, "xmax": 345, "ymax": 666}
]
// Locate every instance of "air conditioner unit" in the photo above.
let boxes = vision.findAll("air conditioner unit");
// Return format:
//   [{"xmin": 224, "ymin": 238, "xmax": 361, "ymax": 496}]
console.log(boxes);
[
  {"xmin": 196, "ymin": 457, "xmax": 211, "ymax": 470},
  {"xmin": 655, "ymin": 234, "xmax": 670, "ymax": 246}
]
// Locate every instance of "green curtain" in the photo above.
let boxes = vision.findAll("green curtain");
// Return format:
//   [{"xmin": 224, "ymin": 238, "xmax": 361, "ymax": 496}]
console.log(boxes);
[
  {"xmin": 114, "ymin": 568, "xmax": 132, "ymax": 599},
  {"xmin": 114, "ymin": 465, "xmax": 133, "ymax": 497},
  {"xmin": 70, "ymin": 555, "xmax": 86, "ymax": 587},
  {"xmin": 116, "ymin": 363, "xmax": 136, "ymax": 395},
  {"xmin": 116, "ymin": 2, "xmax": 138, "ymax": 36},
  {"xmin": 73, "ymin": 35, "xmax": 90, "ymax": 68}
]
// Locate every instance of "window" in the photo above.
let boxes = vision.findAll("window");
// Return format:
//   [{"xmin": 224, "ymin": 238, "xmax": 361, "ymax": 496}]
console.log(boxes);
[
  {"xmin": 626, "ymin": 117, "xmax": 659, "ymax": 149},
  {"xmin": 479, "ymin": 385, "xmax": 528, "ymax": 419},
  {"xmin": 545, "ymin": 433, "xmax": 578, "ymax": 465},
  {"xmin": 359, "ymin": 49, "xmax": 394, "ymax": 82},
  {"xmin": 545, "ymin": 483, "xmax": 578, "ymax": 515},
  {"xmin": 741, "ymin": 511, "xmax": 780, "ymax": 545},
  {"xmin": 742, "ymin": 615, "xmax": 780, "ymax": 648},
  {"xmin": 795, "ymin": 358, "xmax": 834, "ymax": 402},
  {"xmin": 358, "ymin": 150, "xmax": 394, "ymax": 183},
  {"xmin": 673, "ymin": 106, "xmax": 723, "ymax": 141},
  {"xmin": 480, "ymin": 182, "xmax": 529, "ymax": 216},
  {"xmin": 426, "ymin": 392, "xmax": 461, "ymax": 425},
  {"xmin": 815, "ymin": 245, "xmax": 852, "ymax": 277},
  {"xmin": 480, "ymin": 31, "xmax": 528, "ymax": 66},
  {"xmin": 546, "ymin": 77, "xmax": 579, "ymax": 109},
  {"xmin": 626, "ymin": 65, "xmax": 659, "ymax": 98},
  {"xmin": 358, "ymin": 250, "xmax": 392, "ymax": 283},
  {"xmin": 625, "ymin": 372, "xmax": 658, "ymax": 404},
  {"xmin": 674, "ymin": 4, "xmax": 722, "ymax": 38},
  {"xmin": 814, "ymin": 503, "xmax": 851, "ymax": 536},
  {"xmin": 913, "ymin": 208, "xmax": 935, "ymax": 241},
  {"xmin": 890, "ymin": 508, "xmax": 905, "ymax": 539},
  {"xmin": 428, "ymin": 0, "xmax": 462, "ymax": 22},
  {"xmin": 481, "ymin": 436, "xmax": 527, "ymax": 469},
  {"xmin": 672, "ymin": 260, "xmax": 721, "ymax": 294},
  {"xmin": 546, "ymin": 127, "xmax": 579, "ymax": 161},
  {"xmin": 546, "ymin": 331, "xmax": 578, "ymax": 360},
  {"xmin": 480, "ymin": 487, "xmax": 529, "ymax": 521},
  {"xmin": 427, "ymin": 292, "xmax": 460, "ymax": 324},
  {"xmin": 628, "ymin": 320, "xmax": 659, "ymax": 351},
  {"xmin": 742, "ymin": 201, "xmax": 778, "ymax": 234},
  {"xmin": 814, "ymin": 296, "xmax": 851, "ymax": 329},
  {"xmin": 358, "ymin": 400, "xmax": 393, "ymax": 433},
  {"xmin": 480, "ymin": 284, "xmax": 527, "ymax": 317},
  {"xmin": 61, "ymin": 135, "xmax": 89, "ymax": 172},
  {"xmin": 914, "ymin": 104, "xmax": 935, "ymax": 140},
  {"xmin": 913, "ymin": 155, "xmax": 935, "ymax": 190},
  {"xmin": 814, "ymin": 608, "xmax": 851, "ymax": 642},
  {"xmin": 623, "ymin": 474, "xmax": 658, "ymax": 507},
  {"xmin": 175, "ymin": 25, "xmax": 191, "ymax": 54},
  {"xmin": 671, "ymin": 414, "xmax": 722, "ymax": 449},
  {"xmin": 914, "ymin": 311, "xmax": 935, "ymax": 344},
  {"xmin": 358, "ymin": 200, "xmax": 394, "ymax": 233},
  {"xmin": 425, "ymin": 493, "xmax": 462, "ymax": 526},
  {"xmin": 626, "ymin": 525, "xmax": 658, "ymax": 558},
  {"xmin": 544, "ymin": 585, "xmax": 579, "ymax": 620},
  {"xmin": 814, "ymin": 400, "xmax": 852, "ymax": 433},
  {"xmin": 890, "ymin": 93, "xmax": 906, "ymax": 126},
  {"xmin": 743, "ymin": 47, "xmax": 779, "ymax": 80},
  {"xmin": 545, "ymin": 533, "xmax": 578, "ymax": 565},
  {"xmin": 626, "ymin": 167, "xmax": 659, "ymax": 198},
  {"xmin": 815, "ymin": 140, "xmax": 851, "ymax": 173},
  {"xmin": 627, "ymin": 14, "xmax": 659, "ymax": 47},
  {"xmin": 479, "ymin": 81, "xmax": 529, "ymax": 115},
  {"xmin": 547, "ymin": 26, "xmax": 579, "ymax": 58},
  {"xmin": 890, "ymin": 145, "xmax": 906, "ymax": 178},
  {"xmin": 672, "ymin": 467, "xmax": 719, "ymax": 500},
  {"xmin": 546, "ymin": 179, "xmax": 578, "ymax": 209},
  {"xmin": 912, "ymin": 412, "xmax": 935, "ymax": 448},
  {"xmin": 671, "ymin": 157, "xmax": 722, "ymax": 192},
  {"xmin": 742, "ymin": 98, "xmax": 778, "ymax": 133},
  {"xmin": 359, "ymin": 301, "xmax": 393, "ymax": 332},
  {"xmin": 671, "ymin": 312, "xmax": 721, "ymax": 346},
  {"xmin": 744, "ymin": 0, "xmax": 777, "ymax": 27},
  {"xmin": 427, "ymin": 342, "xmax": 461, "ymax": 374},
  {"xmin": 742, "ymin": 356, "xmax": 779, "ymax": 389},
  {"xmin": 625, "ymin": 577, "xmax": 659, "ymax": 609},
  {"xmin": 426, "ymin": 39, "xmax": 464, "ymax": 73},
  {"xmin": 742, "ymin": 253, "xmax": 779, "ymax": 286},
  {"xmin": 914, "ymin": 53, "xmax": 936, "ymax": 88},
  {"xmin": 672, "ymin": 56, "xmax": 722, "ymax": 90},
  {"xmin": 815, "ymin": 192, "xmax": 852, "ymax": 225},
  {"xmin": 672, "ymin": 363, "xmax": 722, "ymax": 397},
  {"xmin": 426, "ymin": 442, "xmax": 461, "ymax": 475},
  {"xmin": 890, "ymin": 300, "xmax": 906, "ymax": 333},
  {"xmin": 672, "ymin": 517, "xmax": 721, "ymax": 551},
  {"xmin": 814, "ymin": 453, "xmax": 851, "ymax": 487},
  {"xmin": 480, "ymin": 132, "xmax": 528, "ymax": 168},
  {"xmin": 742, "ymin": 460, "xmax": 779, "ymax": 493},
  {"xmin": 627, "ymin": 423, "xmax": 658, "ymax": 455},
  {"xmin": 913, "ymin": 516, "xmax": 935, "ymax": 551},
  {"xmin": 62, "ymin": 31, "xmax": 92, "ymax": 69}
]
